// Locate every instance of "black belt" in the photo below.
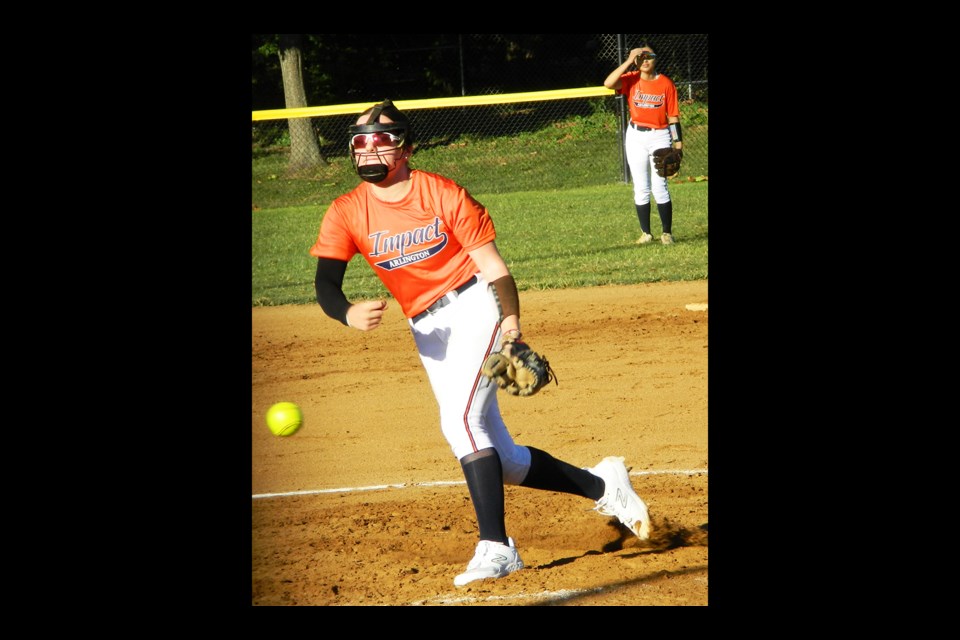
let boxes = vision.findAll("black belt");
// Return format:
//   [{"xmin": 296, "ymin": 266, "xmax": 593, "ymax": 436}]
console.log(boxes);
[
  {"xmin": 412, "ymin": 275, "xmax": 478, "ymax": 323},
  {"xmin": 629, "ymin": 122, "xmax": 656, "ymax": 131}
]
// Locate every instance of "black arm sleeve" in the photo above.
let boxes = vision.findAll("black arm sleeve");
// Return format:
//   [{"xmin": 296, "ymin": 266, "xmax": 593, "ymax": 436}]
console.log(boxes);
[{"xmin": 314, "ymin": 258, "xmax": 351, "ymax": 326}]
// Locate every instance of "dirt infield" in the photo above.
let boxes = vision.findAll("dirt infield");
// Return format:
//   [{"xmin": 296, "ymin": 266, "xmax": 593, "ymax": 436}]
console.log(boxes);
[{"xmin": 252, "ymin": 280, "xmax": 708, "ymax": 606}]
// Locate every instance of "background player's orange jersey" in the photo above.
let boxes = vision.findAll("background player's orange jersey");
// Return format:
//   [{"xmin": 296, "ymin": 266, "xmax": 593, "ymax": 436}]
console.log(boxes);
[
  {"xmin": 617, "ymin": 72, "xmax": 680, "ymax": 128},
  {"xmin": 310, "ymin": 170, "xmax": 495, "ymax": 318}
]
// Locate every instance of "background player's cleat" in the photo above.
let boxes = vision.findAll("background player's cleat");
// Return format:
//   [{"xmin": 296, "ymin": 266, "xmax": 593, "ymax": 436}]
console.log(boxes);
[
  {"xmin": 635, "ymin": 233, "xmax": 654, "ymax": 245},
  {"xmin": 453, "ymin": 537, "xmax": 524, "ymax": 586},
  {"xmin": 661, "ymin": 233, "xmax": 674, "ymax": 245},
  {"xmin": 587, "ymin": 456, "xmax": 652, "ymax": 540}
]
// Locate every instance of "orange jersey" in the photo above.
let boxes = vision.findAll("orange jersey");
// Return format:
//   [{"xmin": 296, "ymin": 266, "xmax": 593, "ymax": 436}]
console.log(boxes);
[
  {"xmin": 309, "ymin": 170, "xmax": 495, "ymax": 318},
  {"xmin": 617, "ymin": 72, "xmax": 680, "ymax": 129}
]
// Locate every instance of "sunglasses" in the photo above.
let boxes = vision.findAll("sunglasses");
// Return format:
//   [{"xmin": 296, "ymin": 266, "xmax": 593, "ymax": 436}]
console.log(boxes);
[{"xmin": 351, "ymin": 131, "xmax": 403, "ymax": 148}]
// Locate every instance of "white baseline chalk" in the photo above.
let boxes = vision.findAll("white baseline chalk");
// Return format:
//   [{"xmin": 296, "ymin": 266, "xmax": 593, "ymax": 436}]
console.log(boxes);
[{"xmin": 252, "ymin": 468, "xmax": 707, "ymax": 500}]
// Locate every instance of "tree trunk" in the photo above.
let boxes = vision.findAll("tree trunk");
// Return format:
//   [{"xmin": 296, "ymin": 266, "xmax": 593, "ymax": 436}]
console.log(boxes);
[{"xmin": 278, "ymin": 34, "xmax": 323, "ymax": 172}]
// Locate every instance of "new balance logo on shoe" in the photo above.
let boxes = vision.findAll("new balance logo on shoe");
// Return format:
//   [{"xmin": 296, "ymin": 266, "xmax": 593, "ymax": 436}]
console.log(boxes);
[
  {"xmin": 588, "ymin": 456, "xmax": 653, "ymax": 541},
  {"xmin": 453, "ymin": 538, "xmax": 524, "ymax": 587}
]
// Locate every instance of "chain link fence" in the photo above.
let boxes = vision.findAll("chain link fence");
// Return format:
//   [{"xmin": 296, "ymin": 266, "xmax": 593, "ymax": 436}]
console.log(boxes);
[{"xmin": 252, "ymin": 34, "xmax": 707, "ymax": 210}]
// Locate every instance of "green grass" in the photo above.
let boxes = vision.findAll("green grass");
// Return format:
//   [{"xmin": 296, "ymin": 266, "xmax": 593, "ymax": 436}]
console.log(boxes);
[
  {"xmin": 252, "ymin": 180, "xmax": 707, "ymax": 306},
  {"xmin": 252, "ymin": 108, "xmax": 708, "ymax": 210},
  {"xmin": 252, "ymin": 106, "xmax": 709, "ymax": 306}
]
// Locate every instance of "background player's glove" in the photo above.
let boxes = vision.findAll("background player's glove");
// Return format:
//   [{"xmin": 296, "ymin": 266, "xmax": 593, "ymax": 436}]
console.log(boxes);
[
  {"xmin": 482, "ymin": 334, "xmax": 557, "ymax": 397},
  {"xmin": 652, "ymin": 147, "xmax": 683, "ymax": 178}
]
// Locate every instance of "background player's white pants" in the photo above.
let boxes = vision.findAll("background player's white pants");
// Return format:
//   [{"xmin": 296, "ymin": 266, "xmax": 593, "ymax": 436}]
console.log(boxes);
[
  {"xmin": 410, "ymin": 273, "xmax": 532, "ymax": 485},
  {"xmin": 625, "ymin": 126, "xmax": 672, "ymax": 206}
]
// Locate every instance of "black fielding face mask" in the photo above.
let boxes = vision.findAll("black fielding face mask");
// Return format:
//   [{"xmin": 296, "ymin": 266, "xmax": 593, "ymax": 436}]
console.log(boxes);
[
  {"xmin": 349, "ymin": 100, "xmax": 412, "ymax": 184},
  {"xmin": 357, "ymin": 163, "xmax": 389, "ymax": 183}
]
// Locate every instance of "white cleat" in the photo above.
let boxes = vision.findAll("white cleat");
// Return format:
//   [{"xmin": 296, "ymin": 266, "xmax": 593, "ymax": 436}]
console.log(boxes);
[
  {"xmin": 453, "ymin": 537, "xmax": 524, "ymax": 587},
  {"xmin": 587, "ymin": 456, "xmax": 652, "ymax": 540},
  {"xmin": 635, "ymin": 233, "xmax": 654, "ymax": 245}
]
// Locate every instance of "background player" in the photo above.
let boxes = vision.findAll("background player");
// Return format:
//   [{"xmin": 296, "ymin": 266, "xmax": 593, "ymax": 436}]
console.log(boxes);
[
  {"xmin": 309, "ymin": 99, "xmax": 652, "ymax": 587},
  {"xmin": 604, "ymin": 42, "xmax": 683, "ymax": 245}
]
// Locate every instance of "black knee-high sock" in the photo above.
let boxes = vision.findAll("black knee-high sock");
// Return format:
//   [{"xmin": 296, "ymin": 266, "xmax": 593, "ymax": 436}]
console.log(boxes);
[
  {"xmin": 460, "ymin": 448, "xmax": 507, "ymax": 544},
  {"xmin": 635, "ymin": 203, "xmax": 652, "ymax": 235},
  {"xmin": 519, "ymin": 447, "xmax": 604, "ymax": 501},
  {"xmin": 657, "ymin": 200, "xmax": 673, "ymax": 235}
]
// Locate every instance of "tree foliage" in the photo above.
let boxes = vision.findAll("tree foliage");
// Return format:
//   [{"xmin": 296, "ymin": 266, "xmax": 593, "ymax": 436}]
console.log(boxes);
[
  {"xmin": 251, "ymin": 34, "xmax": 628, "ymax": 110},
  {"xmin": 251, "ymin": 34, "xmax": 709, "ymax": 115}
]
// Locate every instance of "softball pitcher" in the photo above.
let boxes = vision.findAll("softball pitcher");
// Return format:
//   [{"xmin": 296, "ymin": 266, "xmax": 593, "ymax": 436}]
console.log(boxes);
[{"xmin": 310, "ymin": 99, "xmax": 651, "ymax": 587}]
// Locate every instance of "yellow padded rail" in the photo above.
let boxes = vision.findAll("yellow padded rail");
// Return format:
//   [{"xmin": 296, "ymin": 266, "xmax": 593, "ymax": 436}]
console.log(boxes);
[{"xmin": 252, "ymin": 86, "xmax": 616, "ymax": 121}]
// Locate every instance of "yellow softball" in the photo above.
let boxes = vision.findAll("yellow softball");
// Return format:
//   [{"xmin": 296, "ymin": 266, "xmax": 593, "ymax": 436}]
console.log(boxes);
[{"xmin": 265, "ymin": 402, "xmax": 303, "ymax": 437}]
